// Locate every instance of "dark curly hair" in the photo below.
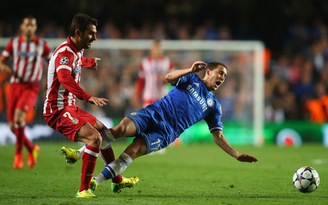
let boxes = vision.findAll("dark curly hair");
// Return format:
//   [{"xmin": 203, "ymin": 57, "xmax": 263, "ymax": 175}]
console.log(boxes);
[{"xmin": 69, "ymin": 13, "xmax": 98, "ymax": 37}]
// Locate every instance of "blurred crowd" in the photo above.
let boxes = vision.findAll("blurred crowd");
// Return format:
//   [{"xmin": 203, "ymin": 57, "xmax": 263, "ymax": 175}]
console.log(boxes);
[{"xmin": 1, "ymin": 0, "xmax": 328, "ymax": 124}]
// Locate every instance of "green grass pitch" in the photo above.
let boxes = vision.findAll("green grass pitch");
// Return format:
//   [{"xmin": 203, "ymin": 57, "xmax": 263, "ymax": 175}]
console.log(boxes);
[{"xmin": 0, "ymin": 141, "xmax": 327, "ymax": 205}]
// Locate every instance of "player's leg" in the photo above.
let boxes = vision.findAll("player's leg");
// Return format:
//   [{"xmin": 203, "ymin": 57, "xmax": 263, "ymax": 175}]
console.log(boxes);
[
  {"xmin": 94, "ymin": 136, "xmax": 146, "ymax": 186},
  {"xmin": 48, "ymin": 107, "xmax": 101, "ymax": 198},
  {"xmin": 92, "ymin": 117, "xmax": 142, "ymax": 188},
  {"xmin": 13, "ymin": 108, "xmax": 41, "ymax": 168},
  {"xmin": 74, "ymin": 122, "xmax": 101, "ymax": 198},
  {"xmin": 99, "ymin": 127, "xmax": 140, "ymax": 192},
  {"xmin": 61, "ymin": 141, "xmax": 139, "ymax": 193},
  {"xmin": 74, "ymin": 123, "xmax": 139, "ymax": 192},
  {"xmin": 7, "ymin": 84, "xmax": 24, "ymax": 169},
  {"xmin": 15, "ymin": 84, "xmax": 40, "ymax": 168}
]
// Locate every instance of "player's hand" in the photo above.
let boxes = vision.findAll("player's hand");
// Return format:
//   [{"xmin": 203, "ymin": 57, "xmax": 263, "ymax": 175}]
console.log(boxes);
[
  {"xmin": 93, "ymin": 58, "xmax": 101, "ymax": 70},
  {"xmin": 191, "ymin": 61, "xmax": 207, "ymax": 72},
  {"xmin": 88, "ymin": 96, "xmax": 109, "ymax": 106},
  {"xmin": 236, "ymin": 153, "xmax": 258, "ymax": 163}
]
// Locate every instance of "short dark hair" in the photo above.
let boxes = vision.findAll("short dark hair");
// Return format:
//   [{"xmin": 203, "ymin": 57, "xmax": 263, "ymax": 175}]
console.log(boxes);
[
  {"xmin": 206, "ymin": 61, "xmax": 228, "ymax": 70},
  {"xmin": 23, "ymin": 15, "xmax": 36, "ymax": 21},
  {"xmin": 69, "ymin": 13, "xmax": 98, "ymax": 37}
]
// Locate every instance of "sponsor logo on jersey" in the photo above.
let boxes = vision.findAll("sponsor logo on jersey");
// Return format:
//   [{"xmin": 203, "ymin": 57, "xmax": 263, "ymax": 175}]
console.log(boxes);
[
  {"xmin": 186, "ymin": 84, "xmax": 208, "ymax": 112},
  {"xmin": 19, "ymin": 51, "xmax": 38, "ymax": 57}
]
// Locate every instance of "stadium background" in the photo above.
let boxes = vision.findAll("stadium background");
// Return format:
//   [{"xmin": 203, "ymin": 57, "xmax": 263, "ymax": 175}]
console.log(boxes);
[{"xmin": 1, "ymin": 0, "xmax": 328, "ymax": 146}]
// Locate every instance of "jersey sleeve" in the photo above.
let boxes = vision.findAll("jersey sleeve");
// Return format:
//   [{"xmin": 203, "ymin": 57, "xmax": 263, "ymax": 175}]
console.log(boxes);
[
  {"xmin": 81, "ymin": 56, "xmax": 97, "ymax": 69},
  {"xmin": 57, "ymin": 69, "xmax": 91, "ymax": 101},
  {"xmin": 55, "ymin": 51, "xmax": 91, "ymax": 101},
  {"xmin": 173, "ymin": 73, "xmax": 194, "ymax": 87},
  {"xmin": 54, "ymin": 51, "xmax": 74, "ymax": 72},
  {"xmin": 204, "ymin": 100, "xmax": 224, "ymax": 131},
  {"xmin": 42, "ymin": 40, "xmax": 52, "ymax": 60},
  {"xmin": 1, "ymin": 38, "xmax": 14, "ymax": 60}
]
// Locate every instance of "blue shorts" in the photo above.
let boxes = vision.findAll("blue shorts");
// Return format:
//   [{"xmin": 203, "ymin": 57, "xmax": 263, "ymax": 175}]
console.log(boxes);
[{"xmin": 126, "ymin": 108, "xmax": 176, "ymax": 154}]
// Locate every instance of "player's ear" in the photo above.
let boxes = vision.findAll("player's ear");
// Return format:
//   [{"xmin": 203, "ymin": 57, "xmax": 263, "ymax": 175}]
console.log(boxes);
[
  {"xmin": 205, "ymin": 68, "xmax": 211, "ymax": 76},
  {"xmin": 75, "ymin": 29, "xmax": 82, "ymax": 37}
]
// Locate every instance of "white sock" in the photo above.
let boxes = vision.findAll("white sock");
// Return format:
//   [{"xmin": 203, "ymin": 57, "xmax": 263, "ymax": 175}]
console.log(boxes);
[
  {"xmin": 77, "ymin": 145, "xmax": 86, "ymax": 159},
  {"xmin": 95, "ymin": 152, "xmax": 133, "ymax": 184}
]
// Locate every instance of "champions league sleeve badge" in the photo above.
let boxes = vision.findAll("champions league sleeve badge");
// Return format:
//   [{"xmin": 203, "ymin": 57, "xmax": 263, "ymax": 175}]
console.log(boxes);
[{"xmin": 60, "ymin": 56, "xmax": 69, "ymax": 65}]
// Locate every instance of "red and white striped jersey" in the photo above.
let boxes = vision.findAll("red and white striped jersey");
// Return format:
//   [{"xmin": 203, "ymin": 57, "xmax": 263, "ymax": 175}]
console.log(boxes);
[
  {"xmin": 43, "ymin": 38, "xmax": 91, "ymax": 115},
  {"xmin": 1, "ymin": 35, "xmax": 51, "ymax": 83},
  {"xmin": 136, "ymin": 56, "xmax": 174, "ymax": 106}
]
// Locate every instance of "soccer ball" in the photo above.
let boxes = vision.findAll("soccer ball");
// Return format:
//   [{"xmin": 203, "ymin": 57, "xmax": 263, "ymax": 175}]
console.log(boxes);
[{"xmin": 292, "ymin": 166, "xmax": 320, "ymax": 193}]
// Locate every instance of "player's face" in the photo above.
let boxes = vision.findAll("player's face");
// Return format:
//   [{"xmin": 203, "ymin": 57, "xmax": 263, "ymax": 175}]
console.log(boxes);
[
  {"xmin": 208, "ymin": 66, "xmax": 227, "ymax": 91},
  {"xmin": 80, "ymin": 24, "xmax": 97, "ymax": 49},
  {"xmin": 150, "ymin": 42, "xmax": 163, "ymax": 59},
  {"xmin": 21, "ymin": 18, "xmax": 37, "ymax": 40}
]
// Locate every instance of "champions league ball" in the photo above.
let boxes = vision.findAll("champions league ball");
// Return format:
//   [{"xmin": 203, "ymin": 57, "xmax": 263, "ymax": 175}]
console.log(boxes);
[{"xmin": 292, "ymin": 166, "xmax": 320, "ymax": 193}]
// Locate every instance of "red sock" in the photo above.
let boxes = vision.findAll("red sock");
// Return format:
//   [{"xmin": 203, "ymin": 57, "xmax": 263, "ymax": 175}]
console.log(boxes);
[
  {"xmin": 100, "ymin": 147, "xmax": 123, "ymax": 183},
  {"xmin": 14, "ymin": 125, "xmax": 25, "ymax": 155},
  {"xmin": 100, "ymin": 147, "xmax": 115, "ymax": 164},
  {"xmin": 24, "ymin": 136, "xmax": 34, "ymax": 152},
  {"xmin": 79, "ymin": 145, "xmax": 99, "ymax": 192},
  {"xmin": 15, "ymin": 125, "xmax": 34, "ymax": 152},
  {"xmin": 112, "ymin": 174, "xmax": 123, "ymax": 184}
]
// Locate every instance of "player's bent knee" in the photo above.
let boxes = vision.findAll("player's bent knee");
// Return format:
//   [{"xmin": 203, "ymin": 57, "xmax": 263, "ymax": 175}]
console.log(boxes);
[
  {"xmin": 79, "ymin": 131, "xmax": 102, "ymax": 148},
  {"xmin": 91, "ymin": 133, "xmax": 102, "ymax": 148}
]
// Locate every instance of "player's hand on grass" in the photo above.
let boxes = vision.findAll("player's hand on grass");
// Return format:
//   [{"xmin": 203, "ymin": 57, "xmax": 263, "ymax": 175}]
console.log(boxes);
[
  {"xmin": 88, "ymin": 96, "xmax": 109, "ymax": 106},
  {"xmin": 236, "ymin": 153, "xmax": 258, "ymax": 163}
]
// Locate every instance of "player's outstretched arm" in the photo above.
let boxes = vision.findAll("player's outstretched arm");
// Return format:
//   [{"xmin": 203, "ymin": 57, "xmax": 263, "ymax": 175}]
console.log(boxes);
[
  {"xmin": 165, "ymin": 60, "xmax": 207, "ymax": 84},
  {"xmin": 81, "ymin": 57, "xmax": 101, "ymax": 70},
  {"xmin": 212, "ymin": 130, "xmax": 258, "ymax": 163}
]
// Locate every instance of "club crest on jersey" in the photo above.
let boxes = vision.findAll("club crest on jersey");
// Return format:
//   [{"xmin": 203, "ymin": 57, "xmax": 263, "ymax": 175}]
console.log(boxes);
[
  {"xmin": 60, "ymin": 57, "xmax": 69, "ymax": 65},
  {"xmin": 207, "ymin": 98, "xmax": 214, "ymax": 107},
  {"xmin": 72, "ymin": 117, "xmax": 79, "ymax": 124},
  {"xmin": 131, "ymin": 112, "xmax": 138, "ymax": 116}
]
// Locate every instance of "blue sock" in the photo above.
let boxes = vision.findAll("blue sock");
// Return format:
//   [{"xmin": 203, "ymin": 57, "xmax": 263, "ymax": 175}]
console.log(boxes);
[{"xmin": 101, "ymin": 164, "xmax": 117, "ymax": 180}]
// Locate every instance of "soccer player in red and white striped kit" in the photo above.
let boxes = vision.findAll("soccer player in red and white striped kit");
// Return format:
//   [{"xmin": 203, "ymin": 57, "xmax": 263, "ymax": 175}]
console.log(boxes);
[
  {"xmin": 132, "ymin": 39, "xmax": 174, "ymax": 109},
  {"xmin": 43, "ymin": 13, "xmax": 138, "ymax": 198},
  {"xmin": 0, "ymin": 15, "xmax": 52, "ymax": 169}
]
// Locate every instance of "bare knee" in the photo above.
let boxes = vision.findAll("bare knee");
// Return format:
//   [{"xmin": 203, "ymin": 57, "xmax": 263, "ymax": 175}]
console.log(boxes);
[
  {"xmin": 89, "ymin": 131, "xmax": 102, "ymax": 148},
  {"xmin": 14, "ymin": 109, "xmax": 26, "ymax": 127},
  {"xmin": 77, "ymin": 123, "xmax": 102, "ymax": 148}
]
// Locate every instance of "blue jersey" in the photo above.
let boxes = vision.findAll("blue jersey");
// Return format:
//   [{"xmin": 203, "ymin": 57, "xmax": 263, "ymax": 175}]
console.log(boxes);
[{"xmin": 127, "ymin": 73, "xmax": 223, "ymax": 153}]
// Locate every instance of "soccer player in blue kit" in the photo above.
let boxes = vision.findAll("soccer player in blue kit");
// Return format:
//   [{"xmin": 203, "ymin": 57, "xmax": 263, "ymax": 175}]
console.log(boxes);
[
  {"xmin": 64, "ymin": 60, "xmax": 258, "ymax": 192},
  {"xmin": 90, "ymin": 61, "xmax": 257, "ymax": 189}
]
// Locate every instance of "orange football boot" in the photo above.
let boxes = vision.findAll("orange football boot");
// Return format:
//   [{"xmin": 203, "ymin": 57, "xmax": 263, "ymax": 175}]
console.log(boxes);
[{"xmin": 27, "ymin": 145, "xmax": 40, "ymax": 168}]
